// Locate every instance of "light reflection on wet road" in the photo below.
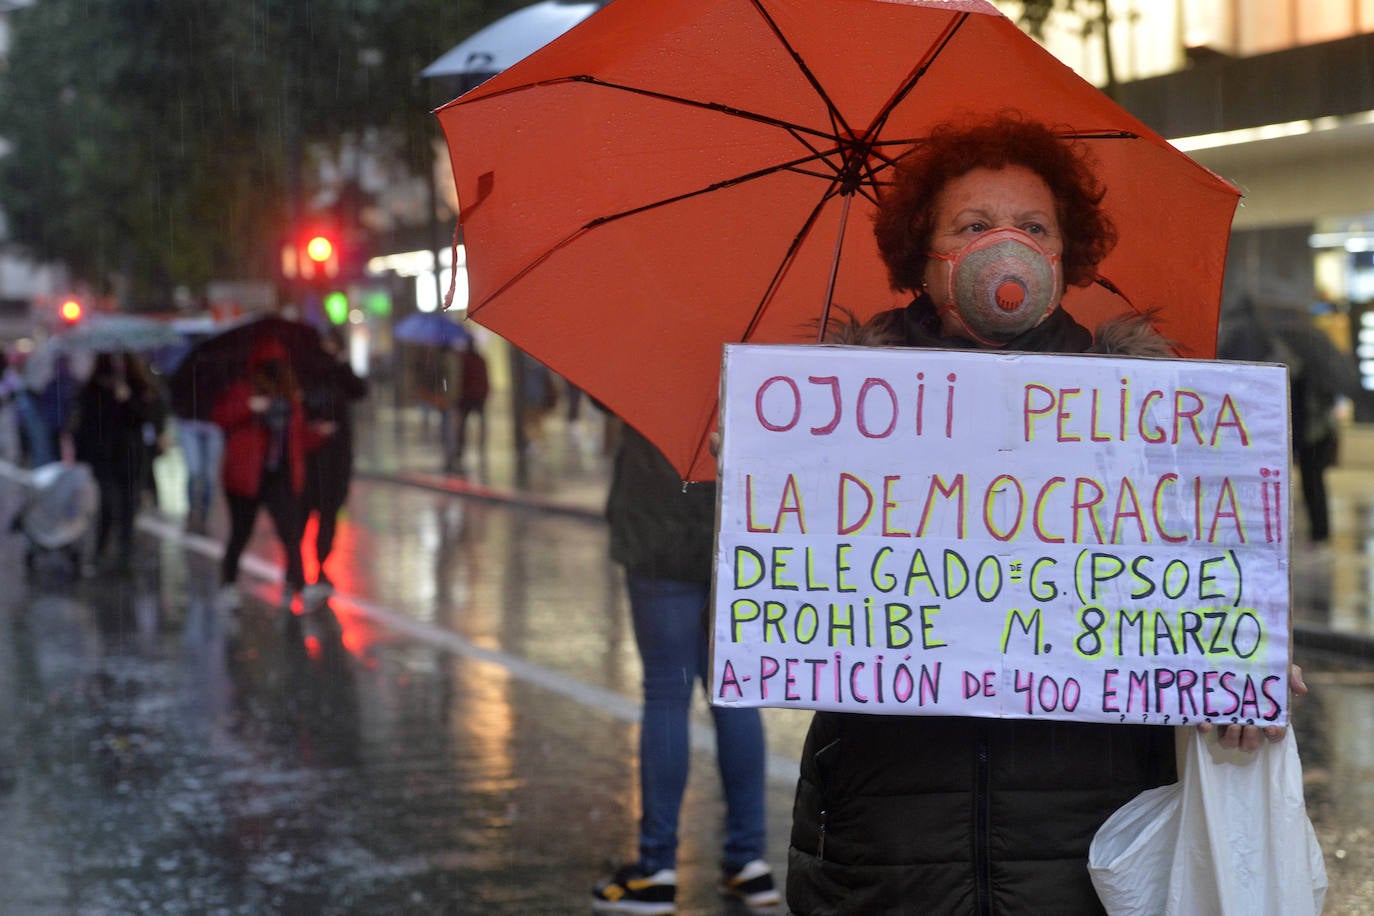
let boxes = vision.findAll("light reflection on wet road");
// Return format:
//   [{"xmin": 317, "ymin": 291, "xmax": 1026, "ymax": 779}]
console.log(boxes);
[{"xmin": 1, "ymin": 472, "xmax": 1372, "ymax": 913}]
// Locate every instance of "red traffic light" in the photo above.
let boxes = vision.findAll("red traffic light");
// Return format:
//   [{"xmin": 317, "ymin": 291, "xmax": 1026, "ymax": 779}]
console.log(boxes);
[
  {"xmin": 305, "ymin": 235, "xmax": 334, "ymax": 264},
  {"xmin": 282, "ymin": 228, "xmax": 341, "ymax": 280},
  {"xmin": 59, "ymin": 299, "xmax": 83, "ymax": 323}
]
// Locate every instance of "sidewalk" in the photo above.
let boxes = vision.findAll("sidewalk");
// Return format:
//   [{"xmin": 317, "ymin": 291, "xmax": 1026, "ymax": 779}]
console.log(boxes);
[
  {"xmin": 350, "ymin": 389, "xmax": 613, "ymax": 521},
  {"xmin": 147, "ymin": 385, "xmax": 1374, "ymax": 662}
]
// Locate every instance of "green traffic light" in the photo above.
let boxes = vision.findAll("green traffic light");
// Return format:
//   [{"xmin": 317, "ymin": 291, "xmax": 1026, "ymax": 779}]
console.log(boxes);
[{"xmin": 324, "ymin": 291, "xmax": 349, "ymax": 325}]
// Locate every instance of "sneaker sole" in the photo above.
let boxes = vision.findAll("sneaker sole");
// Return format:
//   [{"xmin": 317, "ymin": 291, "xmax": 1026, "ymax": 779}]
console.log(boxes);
[
  {"xmin": 718, "ymin": 885, "xmax": 782, "ymax": 912},
  {"xmin": 590, "ymin": 900, "xmax": 675, "ymax": 915}
]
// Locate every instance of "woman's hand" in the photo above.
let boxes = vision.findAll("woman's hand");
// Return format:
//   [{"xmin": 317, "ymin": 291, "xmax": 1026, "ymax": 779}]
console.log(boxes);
[
  {"xmin": 248, "ymin": 395, "xmax": 270, "ymax": 413},
  {"xmin": 1198, "ymin": 663, "xmax": 1307, "ymax": 751}
]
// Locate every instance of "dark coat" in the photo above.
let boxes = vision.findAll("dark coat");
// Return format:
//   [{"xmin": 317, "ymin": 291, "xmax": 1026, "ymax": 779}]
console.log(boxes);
[
  {"xmin": 786, "ymin": 297, "xmax": 1179, "ymax": 916},
  {"xmin": 71, "ymin": 373, "xmax": 161, "ymax": 482},
  {"xmin": 605, "ymin": 424, "xmax": 715, "ymax": 584},
  {"xmin": 303, "ymin": 358, "xmax": 369, "ymax": 511}
]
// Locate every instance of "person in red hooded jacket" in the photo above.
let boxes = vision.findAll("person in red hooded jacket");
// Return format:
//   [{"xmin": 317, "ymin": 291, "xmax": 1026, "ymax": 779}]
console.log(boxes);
[{"xmin": 211, "ymin": 336, "xmax": 324, "ymax": 611}]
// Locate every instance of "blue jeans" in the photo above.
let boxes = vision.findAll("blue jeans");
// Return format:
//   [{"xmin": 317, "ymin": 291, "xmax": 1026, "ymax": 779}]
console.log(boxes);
[
  {"xmin": 177, "ymin": 419, "xmax": 224, "ymax": 517},
  {"xmin": 627, "ymin": 575, "xmax": 767, "ymax": 874},
  {"xmin": 16, "ymin": 392, "xmax": 54, "ymax": 467}
]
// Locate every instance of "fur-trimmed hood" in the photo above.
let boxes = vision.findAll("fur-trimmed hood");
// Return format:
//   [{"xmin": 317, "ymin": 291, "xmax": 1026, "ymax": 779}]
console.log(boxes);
[
  {"xmin": 1087, "ymin": 314, "xmax": 1177, "ymax": 358},
  {"xmin": 823, "ymin": 299, "xmax": 1176, "ymax": 359}
]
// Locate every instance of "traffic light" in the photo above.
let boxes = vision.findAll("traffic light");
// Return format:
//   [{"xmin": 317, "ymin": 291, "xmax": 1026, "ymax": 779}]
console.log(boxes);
[
  {"xmin": 281, "ymin": 227, "xmax": 340, "ymax": 281},
  {"xmin": 304, "ymin": 234, "xmax": 337, "ymax": 278},
  {"xmin": 58, "ymin": 298, "xmax": 83, "ymax": 324}
]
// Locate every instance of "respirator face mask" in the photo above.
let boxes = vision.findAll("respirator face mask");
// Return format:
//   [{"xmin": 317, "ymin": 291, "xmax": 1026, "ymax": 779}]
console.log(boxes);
[{"xmin": 928, "ymin": 226, "xmax": 1062, "ymax": 345}]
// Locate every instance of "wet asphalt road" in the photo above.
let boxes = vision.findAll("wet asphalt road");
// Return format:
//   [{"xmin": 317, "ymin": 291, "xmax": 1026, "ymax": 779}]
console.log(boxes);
[{"xmin": 1, "ymin": 462, "xmax": 1372, "ymax": 914}]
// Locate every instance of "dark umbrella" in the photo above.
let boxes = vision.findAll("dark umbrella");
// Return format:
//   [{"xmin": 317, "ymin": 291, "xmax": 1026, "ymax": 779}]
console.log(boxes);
[{"xmin": 168, "ymin": 314, "xmax": 332, "ymax": 420}]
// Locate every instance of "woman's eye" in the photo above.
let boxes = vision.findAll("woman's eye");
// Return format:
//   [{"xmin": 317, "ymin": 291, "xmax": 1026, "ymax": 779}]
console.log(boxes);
[
  {"xmin": 964, "ymin": 221, "xmax": 988, "ymax": 234},
  {"xmin": 1023, "ymin": 222, "xmax": 1045, "ymax": 235}
]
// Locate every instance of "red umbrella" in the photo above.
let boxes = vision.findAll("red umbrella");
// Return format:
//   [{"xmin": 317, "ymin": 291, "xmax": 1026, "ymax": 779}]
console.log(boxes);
[{"xmin": 436, "ymin": 0, "xmax": 1240, "ymax": 480}]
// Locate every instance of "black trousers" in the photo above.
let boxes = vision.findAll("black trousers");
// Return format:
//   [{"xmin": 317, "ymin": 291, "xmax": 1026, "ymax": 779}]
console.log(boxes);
[
  {"xmin": 304, "ymin": 447, "xmax": 352, "ymax": 573},
  {"xmin": 1295, "ymin": 440, "xmax": 1331, "ymax": 542},
  {"xmin": 95, "ymin": 466, "xmax": 140, "ymax": 564},
  {"xmin": 221, "ymin": 465, "xmax": 306, "ymax": 591}
]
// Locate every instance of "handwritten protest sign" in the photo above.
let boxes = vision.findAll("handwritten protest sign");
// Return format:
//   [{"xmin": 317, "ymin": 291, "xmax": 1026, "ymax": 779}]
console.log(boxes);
[{"xmin": 711, "ymin": 344, "xmax": 1291, "ymax": 727}]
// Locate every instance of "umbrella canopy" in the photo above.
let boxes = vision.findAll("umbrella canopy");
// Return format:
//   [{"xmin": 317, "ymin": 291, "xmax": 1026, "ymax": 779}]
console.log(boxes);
[
  {"xmin": 421, "ymin": 0, "xmax": 604, "ymax": 87},
  {"xmin": 394, "ymin": 311, "xmax": 472, "ymax": 348},
  {"xmin": 57, "ymin": 313, "xmax": 186, "ymax": 354},
  {"xmin": 437, "ymin": 0, "xmax": 1241, "ymax": 480},
  {"xmin": 167, "ymin": 314, "xmax": 331, "ymax": 421}
]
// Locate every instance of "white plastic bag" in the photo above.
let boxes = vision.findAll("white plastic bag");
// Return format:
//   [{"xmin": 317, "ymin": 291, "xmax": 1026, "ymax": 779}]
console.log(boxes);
[{"xmin": 1089, "ymin": 728, "xmax": 1327, "ymax": 916}]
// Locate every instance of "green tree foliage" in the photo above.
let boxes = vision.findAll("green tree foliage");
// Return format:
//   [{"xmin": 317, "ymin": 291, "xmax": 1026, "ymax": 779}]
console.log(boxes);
[{"xmin": 0, "ymin": 0, "xmax": 526, "ymax": 305}]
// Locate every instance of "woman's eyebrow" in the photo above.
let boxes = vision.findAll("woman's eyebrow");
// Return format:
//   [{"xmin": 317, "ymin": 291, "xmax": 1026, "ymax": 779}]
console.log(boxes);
[{"xmin": 947, "ymin": 207, "xmax": 993, "ymax": 223}]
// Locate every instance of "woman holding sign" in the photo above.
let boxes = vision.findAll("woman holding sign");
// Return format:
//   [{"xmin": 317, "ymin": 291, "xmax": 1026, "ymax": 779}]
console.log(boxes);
[{"xmin": 784, "ymin": 114, "xmax": 1305, "ymax": 914}]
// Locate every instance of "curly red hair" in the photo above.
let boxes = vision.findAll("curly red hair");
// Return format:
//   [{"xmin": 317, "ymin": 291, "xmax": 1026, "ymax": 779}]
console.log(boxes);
[{"xmin": 873, "ymin": 112, "xmax": 1116, "ymax": 295}]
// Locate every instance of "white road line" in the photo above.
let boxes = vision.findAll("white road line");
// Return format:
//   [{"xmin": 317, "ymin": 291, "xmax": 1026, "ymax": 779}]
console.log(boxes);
[
  {"xmin": 134, "ymin": 510, "xmax": 801, "ymax": 783},
  {"xmin": 2, "ymin": 460, "xmax": 799, "ymax": 782}
]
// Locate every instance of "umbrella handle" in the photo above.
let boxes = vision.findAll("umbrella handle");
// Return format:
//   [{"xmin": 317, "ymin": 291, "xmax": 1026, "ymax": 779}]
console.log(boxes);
[{"xmin": 818, "ymin": 193, "xmax": 853, "ymax": 343}]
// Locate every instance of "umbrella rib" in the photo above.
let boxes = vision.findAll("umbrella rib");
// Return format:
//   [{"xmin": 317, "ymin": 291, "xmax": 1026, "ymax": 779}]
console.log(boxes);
[
  {"xmin": 582, "ymin": 150, "xmax": 849, "ymax": 230},
  {"xmin": 739, "ymin": 185, "xmax": 841, "ymax": 342},
  {"xmin": 745, "ymin": 0, "xmax": 854, "ymax": 139},
  {"xmin": 865, "ymin": 13, "xmax": 970, "ymax": 142},
  {"xmin": 1059, "ymin": 129, "xmax": 1142, "ymax": 141},
  {"xmin": 457, "ymin": 73, "xmax": 840, "ymax": 144},
  {"xmin": 468, "ymin": 161, "xmax": 847, "ymax": 318}
]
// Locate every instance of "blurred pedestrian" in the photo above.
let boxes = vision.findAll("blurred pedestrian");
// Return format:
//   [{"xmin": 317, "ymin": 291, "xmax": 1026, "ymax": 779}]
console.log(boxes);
[
  {"xmin": 32, "ymin": 351, "xmax": 80, "ymax": 466},
  {"xmin": 412, "ymin": 345, "xmax": 448, "ymax": 441},
  {"xmin": 302, "ymin": 326, "xmax": 368, "ymax": 601},
  {"xmin": 0, "ymin": 349, "xmax": 22, "ymax": 464},
  {"xmin": 1291, "ymin": 366, "xmax": 1339, "ymax": 543},
  {"xmin": 140, "ymin": 374, "xmax": 170, "ymax": 511},
  {"xmin": 451, "ymin": 337, "xmax": 489, "ymax": 475},
  {"xmin": 64, "ymin": 351, "xmax": 164, "ymax": 573},
  {"xmin": 211, "ymin": 337, "xmax": 322, "ymax": 612},
  {"xmin": 591, "ymin": 423, "xmax": 778, "ymax": 915},
  {"xmin": 521, "ymin": 356, "xmax": 555, "ymax": 449},
  {"xmin": 169, "ymin": 373, "xmax": 226, "ymax": 534}
]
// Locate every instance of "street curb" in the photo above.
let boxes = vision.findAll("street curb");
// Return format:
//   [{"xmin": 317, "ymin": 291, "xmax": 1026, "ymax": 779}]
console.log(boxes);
[{"xmin": 353, "ymin": 467, "xmax": 605, "ymax": 522}]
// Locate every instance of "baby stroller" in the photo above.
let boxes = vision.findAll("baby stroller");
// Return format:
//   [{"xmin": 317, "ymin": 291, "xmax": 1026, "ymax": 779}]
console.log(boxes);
[{"xmin": 8, "ymin": 461, "xmax": 99, "ymax": 575}]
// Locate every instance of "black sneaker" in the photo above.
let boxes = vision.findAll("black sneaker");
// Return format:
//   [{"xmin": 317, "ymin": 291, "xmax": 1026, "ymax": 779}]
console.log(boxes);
[
  {"xmin": 591, "ymin": 863, "xmax": 677, "ymax": 914},
  {"xmin": 719, "ymin": 859, "xmax": 781, "ymax": 911}
]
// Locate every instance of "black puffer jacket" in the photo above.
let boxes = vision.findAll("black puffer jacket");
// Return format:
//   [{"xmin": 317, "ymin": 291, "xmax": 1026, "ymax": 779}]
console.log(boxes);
[
  {"xmin": 606, "ymin": 423, "xmax": 715, "ymax": 583},
  {"xmin": 786, "ymin": 298, "xmax": 1179, "ymax": 916}
]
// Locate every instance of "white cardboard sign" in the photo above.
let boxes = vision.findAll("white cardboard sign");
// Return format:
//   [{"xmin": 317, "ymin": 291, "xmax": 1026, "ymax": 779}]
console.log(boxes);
[{"xmin": 712, "ymin": 344, "xmax": 1291, "ymax": 727}]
